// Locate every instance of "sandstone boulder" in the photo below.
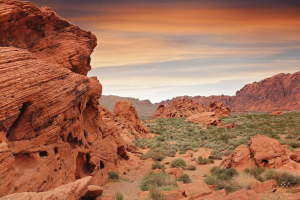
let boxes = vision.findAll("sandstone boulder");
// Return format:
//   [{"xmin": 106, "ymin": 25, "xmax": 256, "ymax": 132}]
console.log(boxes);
[
  {"xmin": 2, "ymin": 176, "xmax": 102, "ymax": 200},
  {"xmin": 208, "ymin": 101, "xmax": 231, "ymax": 117},
  {"xmin": 185, "ymin": 112, "xmax": 223, "ymax": 126},
  {"xmin": 291, "ymin": 151, "xmax": 300, "ymax": 162},
  {"xmin": 219, "ymin": 144, "xmax": 256, "ymax": 171},
  {"xmin": 248, "ymin": 135, "xmax": 290, "ymax": 168},
  {"xmin": 253, "ymin": 180, "xmax": 277, "ymax": 193},
  {"xmin": 166, "ymin": 168, "xmax": 184, "ymax": 179},
  {"xmin": 222, "ymin": 123, "xmax": 235, "ymax": 129},
  {"xmin": 224, "ymin": 189, "xmax": 261, "ymax": 200},
  {"xmin": 113, "ymin": 100, "xmax": 150, "ymax": 135},
  {"xmin": 179, "ymin": 182, "xmax": 212, "ymax": 198},
  {"xmin": 270, "ymin": 111, "xmax": 284, "ymax": 116}
]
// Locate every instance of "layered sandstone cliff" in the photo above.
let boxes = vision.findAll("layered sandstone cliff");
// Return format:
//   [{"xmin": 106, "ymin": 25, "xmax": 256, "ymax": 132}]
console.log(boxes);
[
  {"xmin": 0, "ymin": 0, "xmax": 129, "ymax": 196},
  {"xmin": 159, "ymin": 71, "xmax": 300, "ymax": 112}
]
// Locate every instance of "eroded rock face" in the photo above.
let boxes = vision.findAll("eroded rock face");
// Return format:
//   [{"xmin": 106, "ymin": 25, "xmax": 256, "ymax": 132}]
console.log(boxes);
[
  {"xmin": 220, "ymin": 144, "xmax": 256, "ymax": 171},
  {"xmin": 152, "ymin": 99, "xmax": 206, "ymax": 119},
  {"xmin": 0, "ymin": 1, "xmax": 129, "ymax": 196},
  {"xmin": 291, "ymin": 151, "xmax": 300, "ymax": 162},
  {"xmin": 0, "ymin": 0, "xmax": 96, "ymax": 76},
  {"xmin": 220, "ymin": 135, "xmax": 300, "ymax": 171},
  {"xmin": 113, "ymin": 100, "xmax": 150, "ymax": 135},
  {"xmin": 207, "ymin": 101, "xmax": 231, "ymax": 117},
  {"xmin": 248, "ymin": 135, "xmax": 290, "ymax": 168},
  {"xmin": 185, "ymin": 112, "xmax": 223, "ymax": 127},
  {"xmin": 2, "ymin": 176, "xmax": 102, "ymax": 200}
]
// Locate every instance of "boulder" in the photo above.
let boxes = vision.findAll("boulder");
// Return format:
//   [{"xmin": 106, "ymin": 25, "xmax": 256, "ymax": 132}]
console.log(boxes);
[
  {"xmin": 222, "ymin": 123, "xmax": 235, "ymax": 129},
  {"xmin": 219, "ymin": 144, "xmax": 256, "ymax": 171},
  {"xmin": 253, "ymin": 180, "xmax": 277, "ymax": 193},
  {"xmin": 269, "ymin": 111, "xmax": 284, "ymax": 116},
  {"xmin": 248, "ymin": 135, "xmax": 290, "ymax": 168},
  {"xmin": 179, "ymin": 182, "xmax": 212, "ymax": 198},
  {"xmin": 114, "ymin": 100, "xmax": 150, "ymax": 135},
  {"xmin": 162, "ymin": 190, "xmax": 182, "ymax": 200},
  {"xmin": 166, "ymin": 168, "xmax": 184, "ymax": 179},
  {"xmin": 208, "ymin": 101, "xmax": 231, "ymax": 117},
  {"xmin": 224, "ymin": 189, "xmax": 261, "ymax": 200},
  {"xmin": 291, "ymin": 151, "xmax": 300, "ymax": 162},
  {"xmin": 2, "ymin": 176, "xmax": 102, "ymax": 200},
  {"xmin": 185, "ymin": 112, "xmax": 223, "ymax": 126}
]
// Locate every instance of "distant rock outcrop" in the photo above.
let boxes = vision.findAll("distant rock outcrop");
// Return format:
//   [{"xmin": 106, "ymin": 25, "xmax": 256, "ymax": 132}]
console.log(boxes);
[
  {"xmin": 152, "ymin": 99, "xmax": 206, "ymax": 119},
  {"xmin": 0, "ymin": 0, "xmax": 130, "ymax": 196},
  {"xmin": 113, "ymin": 100, "xmax": 150, "ymax": 135},
  {"xmin": 220, "ymin": 135, "xmax": 300, "ymax": 171},
  {"xmin": 159, "ymin": 71, "xmax": 300, "ymax": 112},
  {"xmin": 185, "ymin": 112, "xmax": 223, "ymax": 127}
]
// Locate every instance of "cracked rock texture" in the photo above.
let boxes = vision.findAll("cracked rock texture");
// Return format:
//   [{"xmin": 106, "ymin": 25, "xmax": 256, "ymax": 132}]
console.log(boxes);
[{"xmin": 0, "ymin": 0, "xmax": 129, "ymax": 196}]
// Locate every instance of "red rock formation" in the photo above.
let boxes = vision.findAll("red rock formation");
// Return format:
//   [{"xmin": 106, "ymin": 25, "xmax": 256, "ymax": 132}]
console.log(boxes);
[
  {"xmin": 185, "ymin": 112, "xmax": 223, "ymax": 127},
  {"xmin": 113, "ymin": 100, "xmax": 150, "ymax": 135},
  {"xmin": 220, "ymin": 135, "xmax": 300, "ymax": 171},
  {"xmin": 152, "ymin": 99, "xmax": 206, "ymax": 119},
  {"xmin": 269, "ymin": 111, "xmax": 284, "ymax": 116},
  {"xmin": 222, "ymin": 123, "xmax": 235, "ymax": 129},
  {"xmin": 0, "ymin": 0, "xmax": 129, "ymax": 196},
  {"xmin": 223, "ymin": 189, "xmax": 261, "ymax": 200},
  {"xmin": 248, "ymin": 135, "xmax": 290, "ymax": 168},
  {"xmin": 219, "ymin": 144, "xmax": 256, "ymax": 171},
  {"xmin": 0, "ymin": 0, "xmax": 96, "ymax": 76},
  {"xmin": 207, "ymin": 101, "xmax": 231, "ymax": 117},
  {"xmin": 253, "ymin": 180, "xmax": 277, "ymax": 193},
  {"xmin": 291, "ymin": 151, "xmax": 300, "ymax": 162},
  {"xmin": 2, "ymin": 176, "xmax": 103, "ymax": 200},
  {"xmin": 158, "ymin": 71, "xmax": 300, "ymax": 112}
]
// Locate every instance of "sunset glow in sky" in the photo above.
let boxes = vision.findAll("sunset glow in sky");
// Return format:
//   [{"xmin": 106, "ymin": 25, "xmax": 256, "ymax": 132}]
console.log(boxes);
[{"xmin": 30, "ymin": 0, "xmax": 300, "ymax": 103}]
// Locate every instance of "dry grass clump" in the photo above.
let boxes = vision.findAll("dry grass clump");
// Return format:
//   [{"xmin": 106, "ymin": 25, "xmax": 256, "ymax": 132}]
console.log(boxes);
[
  {"xmin": 261, "ymin": 169, "xmax": 300, "ymax": 187},
  {"xmin": 231, "ymin": 173, "xmax": 257, "ymax": 190}
]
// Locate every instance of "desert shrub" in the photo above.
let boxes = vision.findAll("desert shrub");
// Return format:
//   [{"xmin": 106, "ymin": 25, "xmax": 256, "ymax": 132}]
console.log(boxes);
[
  {"xmin": 261, "ymin": 169, "xmax": 300, "ymax": 187},
  {"xmin": 197, "ymin": 156, "xmax": 214, "ymax": 164},
  {"xmin": 204, "ymin": 167, "xmax": 239, "ymax": 193},
  {"xmin": 285, "ymin": 140, "xmax": 300, "ymax": 148},
  {"xmin": 152, "ymin": 161, "xmax": 165, "ymax": 171},
  {"xmin": 148, "ymin": 184, "xmax": 166, "ymax": 200},
  {"xmin": 115, "ymin": 191, "xmax": 124, "ymax": 200},
  {"xmin": 178, "ymin": 174, "xmax": 192, "ymax": 184},
  {"xmin": 287, "ymin": 145, "xmax": 295, "ymax": 152},
  {"xmin": 170, "ymin": 158, "xmax": 186, "ymax": 168},
  {"xmin": 140, "ymin": 172, "xmax": 177, "ymax": 191},
  {"xmin": 244, "ymin": 167, "xmax": 265, "ymax": 181},
  {"xmin": 208, "ymin": 155, "xmax": 222, "ymax": 160},
  {"xmin": 231, "ymin": 173, "xmax": 257, "ymax": 190},
  {"xmin": 147, "ymin": 151, "xmax": 165, "ymax": 161},
  {"xmin": 185, "ymin": 165, "xmax": 196, "ymax": 171},
  {"xmin": 108, "ymin": 171, "xmax": 119, "ymax": 181}
]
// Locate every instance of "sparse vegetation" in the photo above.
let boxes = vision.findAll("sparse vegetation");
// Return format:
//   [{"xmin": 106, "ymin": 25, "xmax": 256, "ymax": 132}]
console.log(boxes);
[
  {"xmin": 178, "ymin": 174, "xmax": 192, "ymax": 184},
  {"xmin": 261, "ymin": 169, "xmax": 300, "ymax": 187},
  {"xmin": 170, "ymin": 158, "xmax": 186, "ymax": 168},
  {"xmin": 152, "ymin": 161, "xmax": 165, "ymax": 171},
  {"xmin": 148, "ymin": 184, "xmax": 166, "ymax": 200},
  {"xmin": 140, "ymin": 172, "xmax": 177, "ymax": 191},
  {"xmin": 184, "ymin": 165, "xmax": 196, "ymax": 171},
  {"xmin": 115, "ymin": 191, "xmax": 124, "ymax": 200},
  {"xmin": 197, "ymin": 156, "xmax": 214, "ymax": 164},
  {"xmin": 108, "ymin": 171, "xmax": 119, "ymax": 181}
]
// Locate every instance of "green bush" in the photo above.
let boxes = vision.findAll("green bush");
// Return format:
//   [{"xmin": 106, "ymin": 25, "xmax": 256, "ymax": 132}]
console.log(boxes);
[
  {"xmin": 108, "ymin": 171, "xmax": 119, "ymax": 181},
  {"xmin": 152, "ymin": 161, "xmax": 165, "ymax": 170},
  {"xmin": 197, "ymin": 156, "xmax": 214, "ymax": 164},
  {"xmin": 244, "ymin": 167, "xmax": 265, "ymax": 180},
  {"xmin": 262, "ymin": 170, "xmax": 300, "ymax": 187},
  {"xmin": 286, "ymin": 140, "xmax": 300, "ymax": 148},
  {"xmin": 178, "ymin": 174, "xmax": 192, "ymax": 184},
  {"xmin": 148, "ymin": 184, "xmax": 166, "ymax": 200},
  {"xmin": 170, "ymin": 158, "xmax": 187, "ymax": 168},
  {"xmin": 185, "ymin": 165, "xmax": 196, "ymax": 171},
  {"xmin": 140, "ymin": 172, "xmax": 177, "ymax": 191},
  {"xmin": 115, "ymin": 191, "xmax": 124, "ymax": 200}
]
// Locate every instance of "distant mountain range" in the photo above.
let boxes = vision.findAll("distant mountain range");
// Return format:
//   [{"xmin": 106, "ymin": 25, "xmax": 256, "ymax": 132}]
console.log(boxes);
[{"xmin": 100, "ymin": 71, "xmax": 300, "ymax": 116}]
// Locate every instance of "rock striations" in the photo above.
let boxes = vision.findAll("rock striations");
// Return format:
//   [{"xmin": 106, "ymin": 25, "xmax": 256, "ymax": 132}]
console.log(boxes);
[
  {"xmin": 0, "ymin": 0, "xmax": 131, "ymax": 196},
  {"xmin": 159, "ymin": 71, "xmax": 300, "ymax": 112}
]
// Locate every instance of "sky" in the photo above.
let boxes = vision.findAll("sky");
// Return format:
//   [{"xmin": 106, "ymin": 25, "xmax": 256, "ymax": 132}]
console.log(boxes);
[{"xmin": 29, "ymin": 0, "xmax": 300, "ymax": 103}]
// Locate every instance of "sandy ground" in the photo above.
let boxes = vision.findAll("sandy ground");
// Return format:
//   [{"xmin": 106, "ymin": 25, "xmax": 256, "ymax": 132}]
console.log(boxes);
[{"xmin": 102, "ymin": 147, "xmax": 222, "ymax": 200}]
